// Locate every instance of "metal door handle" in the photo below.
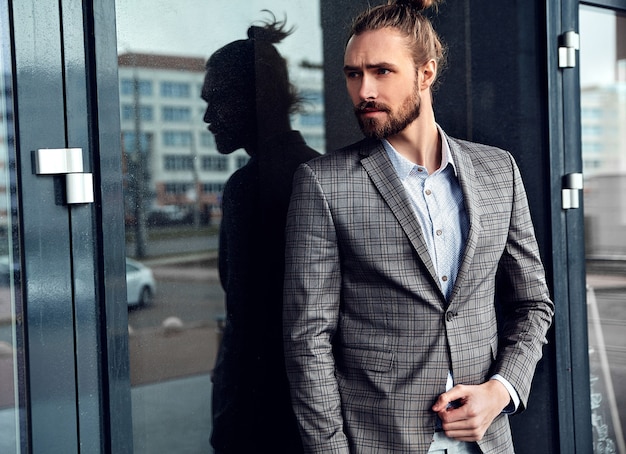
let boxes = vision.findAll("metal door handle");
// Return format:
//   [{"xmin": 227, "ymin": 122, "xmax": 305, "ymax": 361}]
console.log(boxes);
[
  {"xmin": 562, "ymin": 172, "xmax": 583, "ymax": 210},
  {"xmin": 34, "ymin": 148, "xmax": 94, "ymax": 204},
  {"xmin": 559, "ymin": 31, "xmax": 580, "ymax": 69}
]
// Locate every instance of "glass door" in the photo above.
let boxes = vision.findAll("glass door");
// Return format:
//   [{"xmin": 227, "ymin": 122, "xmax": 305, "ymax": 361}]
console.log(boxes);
[
  {"xmin": 1, "ymin": 1, "xmax": 131, "ymax": 452},
  {"xmin": 580, "ymin": 5, "xmax": 626, "ymax": 452},
  {"xmin": 114, "ymin": 1, "xmax": 324, "ymax": 452}
]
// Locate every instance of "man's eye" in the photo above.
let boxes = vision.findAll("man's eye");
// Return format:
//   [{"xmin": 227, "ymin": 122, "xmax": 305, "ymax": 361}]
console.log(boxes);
[
  {"xmin": 346, "ymin": 72, "xmax": 361, "ymax": 79},
  {"xmin": 377, "ymin": 68, "xmax": 391, "ymax": 75}
]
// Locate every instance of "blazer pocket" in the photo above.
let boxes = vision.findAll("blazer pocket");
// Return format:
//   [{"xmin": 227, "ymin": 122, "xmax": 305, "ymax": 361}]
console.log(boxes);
[{"xmin": 340, "ymin": 346, "xmax": 395, "ymax": 373}]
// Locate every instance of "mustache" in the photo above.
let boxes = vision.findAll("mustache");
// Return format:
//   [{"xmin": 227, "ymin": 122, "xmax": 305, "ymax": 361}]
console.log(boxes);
[{"xmin": 354, "ymin": 101, "xmax": 391, "ymax": 114}]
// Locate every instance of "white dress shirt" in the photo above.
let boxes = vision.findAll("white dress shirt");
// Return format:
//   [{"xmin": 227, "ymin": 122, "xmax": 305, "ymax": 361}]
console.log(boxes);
[{"xmin": 382, "ymin": 125, "xmax": 519, "ymax": 412}]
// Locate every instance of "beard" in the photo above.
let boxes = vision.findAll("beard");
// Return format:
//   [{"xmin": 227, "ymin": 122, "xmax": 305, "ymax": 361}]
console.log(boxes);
[{"xmin": 354, "ymin": 85, "xmax": 421, "ymax": 140}]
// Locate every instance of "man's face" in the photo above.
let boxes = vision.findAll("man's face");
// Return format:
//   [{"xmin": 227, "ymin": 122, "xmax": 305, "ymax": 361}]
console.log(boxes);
[
  {"xmin": 201, "ymin": 64, "xmax": 255, "ymax": 154},
  {"xmin": 344, "ymin": 28, "xmax": 422, "ymax": 139}
]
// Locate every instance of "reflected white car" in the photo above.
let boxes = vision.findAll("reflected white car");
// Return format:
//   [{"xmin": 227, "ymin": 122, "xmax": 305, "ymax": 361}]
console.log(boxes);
[{"xmin": 126, "ymin": 258, "xmax": 156, "ymax": 307}]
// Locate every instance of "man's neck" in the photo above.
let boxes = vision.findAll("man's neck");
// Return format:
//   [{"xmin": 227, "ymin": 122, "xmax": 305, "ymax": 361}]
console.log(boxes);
[{"xmin": 386, "ymin": 117, "xmax": 441, "ymax": 172}]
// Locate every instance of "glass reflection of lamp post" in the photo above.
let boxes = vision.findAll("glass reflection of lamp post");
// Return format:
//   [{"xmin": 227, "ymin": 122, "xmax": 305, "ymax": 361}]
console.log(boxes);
[
  {"xmin": 189, "ymin": 129, "xmax": 201, "ymax": 228},
  {"xmin": 132, "ymin": 65, "xmax": 148, "ymax": 258}
]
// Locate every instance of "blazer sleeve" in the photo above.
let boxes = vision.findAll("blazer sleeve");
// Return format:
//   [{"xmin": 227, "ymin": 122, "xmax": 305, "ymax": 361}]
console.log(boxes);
[
  {"xmin": 283, "ymin": 163, "xmax": 350, "ymax": 453},
  {"xmin": 492, "ymin": 154, "xmax": 555, "ymax": 411}
]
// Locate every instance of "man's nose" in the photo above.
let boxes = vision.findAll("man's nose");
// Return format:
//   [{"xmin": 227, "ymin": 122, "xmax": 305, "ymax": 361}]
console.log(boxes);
[
  {"xmin": 358, "ymin": 75, "xmax": 377, "ymax": 101},
  {"xmin": 203, "ymin": 106, "xmax": 212, "ymax": 124}
]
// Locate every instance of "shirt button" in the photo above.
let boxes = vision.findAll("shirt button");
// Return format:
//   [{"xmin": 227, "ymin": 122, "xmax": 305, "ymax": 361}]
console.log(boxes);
[
  {"xmin": 436, "ymin": 229, "xmax": 443, "ymax": 236},
  {"xmin": 425, "ymin": 189, "xmax": 432, "ymax": 196},
  {"xmin": 442, "ymin": 275, "xmax": 448, "ymax": 282}
]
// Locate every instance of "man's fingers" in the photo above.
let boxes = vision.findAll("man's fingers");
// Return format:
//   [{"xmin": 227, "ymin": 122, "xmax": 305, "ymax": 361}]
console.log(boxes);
[{"xmin": 432, "ymin": 386, "xmax": 467, "ymax": 412}]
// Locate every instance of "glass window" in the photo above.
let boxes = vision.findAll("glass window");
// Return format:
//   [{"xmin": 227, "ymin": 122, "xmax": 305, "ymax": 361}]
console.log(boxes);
[
  {"xmin": 235, "ymin": 156, "xmax": 249, "ymax": 169},
  {"xmin": 201, "ymin": 156, "xmax": 227, "ymax": 172},
  {"xmin": 162, "ymin": 106, "xmax": 191, "ymax": 122},
  {"xmin": 163, "ymin": 131, "xmax": 192, "ymax": 147},
  {"xmin": 122, "ymin": 104, "xmax": 154, "ymax": 122},
  {"xmin": 120, "ymin": 78, "xmax": 153, "ymax": 96},
  {"xmin": 163, "ymin": 182, "xmax": 192, "ymax": 195},
  {"xmin": 140, "ymin": 81, "xmax": 153, "ymax": 96},
  {"xmin": 580, "ymin": 6, "xmax": 626, "ymax": 453},
  {"xmin": 160, "ymin": 81, "xmax": 191, "ymax": 98},
  {"xmin": 301, "ymin": 89, "xmax": 324, "ymax": 104},
  {"xmin": 200, "ymin": 132, "xmax": 215, "ymax": 148},
  {"xmin": 164, "ymin": 155, "xmax": 194, "ymax": 171},
  {"xmin": 122, "ymin": 132, "xmax": 152, "ymax": 154},
  {"xmin": 120, "ymin": 78, "xmax": 133, "ymax": 95},
  {"xmin": 202, "ymin": 182, "xmax": 225, "ymax": 194},
  {"xmin": 298, "ymin": 112, "xmax": 324, "ymax": 126},
  {"xmin": 115, "ymin": 1, "xmax": 324, "ymax": 451},
  {"xmin": 0, "ymin": 9, "xmax": 23, "ymax": 452}
]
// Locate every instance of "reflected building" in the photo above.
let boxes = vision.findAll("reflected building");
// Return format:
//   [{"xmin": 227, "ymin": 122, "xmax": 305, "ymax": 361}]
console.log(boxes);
[
  {"xmin": 0, "ymin": 73, "xmax": 11, "ymax": 233},
  {"xmin": 117, "ymin": 52, "xmax": 325, "ymax": 224},
  {"xmin": 581, "ymin": 60, "xmax": 626, "ymax": 257}
]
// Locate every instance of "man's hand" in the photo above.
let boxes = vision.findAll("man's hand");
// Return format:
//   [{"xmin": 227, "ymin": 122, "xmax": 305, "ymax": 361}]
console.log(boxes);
[{"xmin": 431, "ymin": 380, "xmax": 511, "ymax": 442}]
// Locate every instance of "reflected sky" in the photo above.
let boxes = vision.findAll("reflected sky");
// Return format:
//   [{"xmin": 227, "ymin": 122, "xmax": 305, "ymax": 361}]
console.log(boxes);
[
  {"xmin": 579, "ymin": 6, "xmax": 620, "ymax": 87},
  {"xmin": 115, "ymin": 0, "xmax": 323, "ymax": 63}
]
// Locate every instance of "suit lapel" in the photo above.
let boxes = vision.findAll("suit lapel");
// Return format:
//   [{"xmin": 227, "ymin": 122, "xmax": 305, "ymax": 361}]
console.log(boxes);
[
  {"xmin": 446, "ymin": 138, "xmax": 483, "ymax": 305},
  {"xmin": 357, "ymin": 140, "xmax": 442, "ymax": 291}
]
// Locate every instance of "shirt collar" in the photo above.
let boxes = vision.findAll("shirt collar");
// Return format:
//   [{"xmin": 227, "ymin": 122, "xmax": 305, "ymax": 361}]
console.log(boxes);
[{"xmin": 382, "ymin": 124, "xmax": 458, "ymax": 181}]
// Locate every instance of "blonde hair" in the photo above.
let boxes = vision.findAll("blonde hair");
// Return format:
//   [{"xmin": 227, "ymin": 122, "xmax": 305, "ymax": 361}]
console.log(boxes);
[{"xmin": 348, "ymin": 0, "xmax": 447, "ymax": 88}]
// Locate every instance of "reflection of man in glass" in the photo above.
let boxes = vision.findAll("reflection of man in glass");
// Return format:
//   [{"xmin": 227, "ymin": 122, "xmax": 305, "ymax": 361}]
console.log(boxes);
[{"xmin": 201, "ymin": 14, "xmax": 320, "ymax": 454}]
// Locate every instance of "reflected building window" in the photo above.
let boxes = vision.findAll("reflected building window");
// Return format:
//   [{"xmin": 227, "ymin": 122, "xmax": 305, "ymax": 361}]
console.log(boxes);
[
  {"xmin": 121, "ymin": 104, "xmax": 153, "ymax": 121},
  {"xmin": 122, "ymin": 131, "xmax": 152, "ymax": 154},
  {"xmin": 163, "ymin": 155, "xmax": 194, "ymax": 171},
  {"xmin": 162, "ymin": 106, "xmax": 191, "ymax": 122},
  {"xmin": 163, "ymin": 131, "xmax": 192, "ymax": 147},
  {"xmin": 164, "ymin": 182, "xmax": 192, "ymax": 195},
  {"xmin": 202, "ymin": 156, "xmax": 228, "ymax": 172},
  {"xmin": 203, "ymin": 182, "xmax": 225, "ymax": 193},
  {"xmin": 160, "ymin": 81, "xmax": 191, "ymax": 98},
  {"xmin": 120, "ymin": 78, "xmax": 153, "ymax": 96},
  {"xmin": 200, "ymin": 132, "xmax": 215, "ymax": 148},
  {"xmin": 235, "ymin": 156, "xmax": 249, "ymax": 168}
]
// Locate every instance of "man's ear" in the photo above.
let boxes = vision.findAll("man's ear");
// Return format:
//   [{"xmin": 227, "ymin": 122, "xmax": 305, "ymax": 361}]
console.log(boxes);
[{"xmin": 419, "ymin": 59, "xmax": 438, "ymax": 90}]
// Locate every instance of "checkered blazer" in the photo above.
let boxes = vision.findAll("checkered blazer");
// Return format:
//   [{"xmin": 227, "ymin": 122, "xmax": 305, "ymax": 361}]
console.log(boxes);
[{"xmin": 283, "ymin": 133, "xmax": 554, "ymax": 454}]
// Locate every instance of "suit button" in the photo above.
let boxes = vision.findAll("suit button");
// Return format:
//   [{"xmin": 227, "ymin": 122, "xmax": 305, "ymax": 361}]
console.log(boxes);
[{"xmin": 445, "ymin": 312, "xmax": 455, "ymax": 322}]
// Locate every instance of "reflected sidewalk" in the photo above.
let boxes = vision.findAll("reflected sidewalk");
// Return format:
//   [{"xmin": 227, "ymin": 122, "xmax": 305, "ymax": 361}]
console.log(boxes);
[{"xmin": 587, "ymin": 273, "xmax": 626, "ymax": 290}]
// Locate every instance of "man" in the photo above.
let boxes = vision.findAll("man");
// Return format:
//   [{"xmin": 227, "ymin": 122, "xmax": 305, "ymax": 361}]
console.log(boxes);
[
  {"xmin": 282, "ymin": 1, "xmax": 554, "ymax": 453},
  {"xmin": 202, "ymin": 15, "xmax": 319, "ymax": 453}
]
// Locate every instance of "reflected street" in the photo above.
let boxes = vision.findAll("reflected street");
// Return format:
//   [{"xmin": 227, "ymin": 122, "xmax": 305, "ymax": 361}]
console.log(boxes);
[
  {"xmin": 126, "ymin": 250, "xmax": 224, "ymax": 387},
  {"xmin": 127, "ymin": 261, "xmax": 224, "ymax": 330}
]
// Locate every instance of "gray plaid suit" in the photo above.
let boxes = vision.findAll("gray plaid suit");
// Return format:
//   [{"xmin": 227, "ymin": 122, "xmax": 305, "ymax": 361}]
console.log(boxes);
[{"xmin": 283, "ymin": 132, "xmax": 554, "ymax": 454}]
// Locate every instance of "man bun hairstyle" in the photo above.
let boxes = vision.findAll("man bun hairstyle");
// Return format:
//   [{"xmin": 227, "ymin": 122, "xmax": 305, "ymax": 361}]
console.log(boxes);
[
  {"xmin": 348, "ymin": 0, "xmax": 447, "ymax": 90},
  {"xmin": 248, "ymin": 11, "xmax": 303, "ymax": 115},
  {"xmin": 247, "ymin": 12, "xmax": 293, "ymax": 44},
  {"xmin": 207, "ymin": 11, "xmax": 301, "ymax": 116},
  {"xmin": 395, "ymin": 0, "xmax": 442, "ymax": 12}
]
